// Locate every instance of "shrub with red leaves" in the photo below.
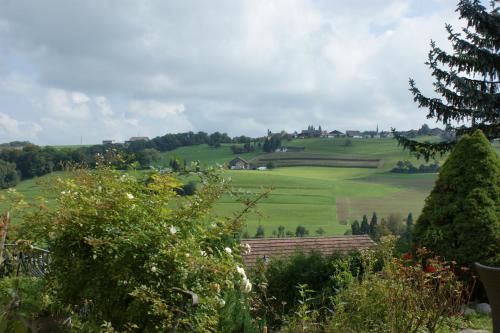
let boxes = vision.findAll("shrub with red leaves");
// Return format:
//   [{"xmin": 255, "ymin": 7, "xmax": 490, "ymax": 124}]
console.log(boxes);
[
  {"xmin": 402, "ymin": 252, "xmax": 413, "ymax": 260},
  {"xmin": 424, "ymin": 265, "xmax": 436, "ymax": 273}
]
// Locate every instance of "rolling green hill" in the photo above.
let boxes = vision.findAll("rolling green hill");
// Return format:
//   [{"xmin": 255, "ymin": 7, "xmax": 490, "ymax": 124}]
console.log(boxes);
[
  {"xmin": 217, "ymin": 167, "xmax": 435, "ymax": 236},
  {"xmin": 158, "ymin": 137, "xmax": 448, "ymax": 171},
  {"xmin": 2, "ymin": 137, "xmax": 449, "ymax": 237}
]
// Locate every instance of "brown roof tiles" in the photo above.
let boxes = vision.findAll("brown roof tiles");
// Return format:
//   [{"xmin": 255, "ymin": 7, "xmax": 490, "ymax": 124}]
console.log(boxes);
[{"xmin": 241, "ymin": 235, "xmax": 376, "ymax": 267}]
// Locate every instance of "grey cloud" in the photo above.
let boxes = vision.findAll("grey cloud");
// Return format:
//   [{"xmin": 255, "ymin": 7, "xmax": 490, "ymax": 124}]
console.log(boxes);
[{"xmin": 0, "ymin": 0, "xmax": 459, "ymax": 144}]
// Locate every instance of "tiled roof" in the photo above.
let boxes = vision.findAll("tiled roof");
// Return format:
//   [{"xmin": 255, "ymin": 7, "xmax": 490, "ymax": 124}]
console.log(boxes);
[
  {"xmin": 241, "ymin": 235, "xmax": 376, "ymax": 267},
  {"xmin": 229, "ymin": 157, "xmax": 249, "ymax": 164}
]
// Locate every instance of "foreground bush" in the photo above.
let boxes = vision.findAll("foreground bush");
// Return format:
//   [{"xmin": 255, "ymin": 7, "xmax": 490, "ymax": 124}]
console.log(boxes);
[
  {"xmin": 249, "ymin": 250, "xmax": 372, "ymax": 329},
  {"xmin": 328, "ymin": 248, "xmax": 471, "ymax": 333},
  {"xmin": 11, "ymin": 159, "xmax": 257, "ymax": 331}
]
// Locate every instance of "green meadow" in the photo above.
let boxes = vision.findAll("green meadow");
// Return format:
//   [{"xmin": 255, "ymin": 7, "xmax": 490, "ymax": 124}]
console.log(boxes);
[
  {"xmin": 217, "ymin": 167, "xmax": 435, "ymax": 236},
  {"xmin": 6, "ymin": 136, "xmax": 480, "ymax": 236},
  {"xmin": 159, "ymin": 144, "xmax": 261, "ymax": 167}
]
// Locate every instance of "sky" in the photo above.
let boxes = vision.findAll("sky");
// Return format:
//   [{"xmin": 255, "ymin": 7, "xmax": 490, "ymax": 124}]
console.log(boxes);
[{"xmin": 0, "ymin": 0, "xmax": 465, "ymax": 145}]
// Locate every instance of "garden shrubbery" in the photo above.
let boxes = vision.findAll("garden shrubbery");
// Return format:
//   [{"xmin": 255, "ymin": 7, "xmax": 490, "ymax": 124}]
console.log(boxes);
[
  {"xmin": 328, "ymin": 247, "xmax": 471, "ymax": 333},
  {"xmin": 5, "ymin": 156, "xmax": 259, "ymax": 331},
  {"xmin": 245, "ymin": 237, "xmax": 475, "ymax": 333}
]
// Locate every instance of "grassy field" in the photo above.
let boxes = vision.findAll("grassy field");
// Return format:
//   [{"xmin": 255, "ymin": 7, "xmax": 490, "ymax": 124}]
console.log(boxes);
[
  {"xmin": 159, "ymin": 137, "xmax": 449, "ymax": 171},
  {"xmin": 2, "ymin": 137, "xmax": 454, "ymax": 236},
  {"xmin": 249, "ymin": 152, "xmax": 382, "ymax": 168},
  {"xmin": 216, "ymin": 167, "xmax": 435, "ymax": 237},
  {"xmin": 283, "ymin": 137, "xmax": 447, "ymax": 171}
]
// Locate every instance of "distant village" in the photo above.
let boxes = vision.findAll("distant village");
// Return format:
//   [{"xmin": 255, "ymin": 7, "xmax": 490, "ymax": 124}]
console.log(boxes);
[
  {"xmin": 102, "ymin": 137, "xmax": 151, "ymax": 145},
  {"xmin": 227, "ymin": 125, "xmax": 450, "ymax": 170},
  {"xmin": 102, "ymin": 125, "xmax": 447, "ymax": 146},
  {"xmin": 277, "ymin": 124, "xmax": 447, "ymax": 140}
]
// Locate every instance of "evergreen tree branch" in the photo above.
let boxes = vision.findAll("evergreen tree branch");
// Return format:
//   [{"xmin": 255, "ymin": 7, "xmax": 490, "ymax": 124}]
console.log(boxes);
[
  {"xmin": 458, "ymin": 0, "xmax": 500, "ymax": 47},
  {"xmin": 392, "ymin": 129, "xmax": 456, "ymax": 161}
]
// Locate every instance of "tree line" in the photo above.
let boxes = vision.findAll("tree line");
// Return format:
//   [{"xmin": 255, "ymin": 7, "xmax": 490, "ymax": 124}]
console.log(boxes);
[
  {"xmin": 391, "ymin": 160, "xmax": 440, "ymax": 173},
  {"xmin": 243, "ymin": 224, "xmax": 326, "ymax": 239},
  {"xmin": 349, "ymin": 212, "xmax": 414, "ymax": 252},
  {"xmin": 0, "ymin": 131, "xmax": 261, "ymax": 190}
]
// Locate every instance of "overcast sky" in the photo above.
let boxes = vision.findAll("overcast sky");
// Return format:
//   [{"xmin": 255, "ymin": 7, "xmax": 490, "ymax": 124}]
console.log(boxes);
[{"xmin": 0, "ymin": 0, "xmax": 463, "ymax": 145}]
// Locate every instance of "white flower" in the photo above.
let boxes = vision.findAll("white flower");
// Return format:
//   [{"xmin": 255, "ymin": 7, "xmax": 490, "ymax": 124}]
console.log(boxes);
[
  {"xmin": 241, "ymin": 243, "xmax": 251, "ymax": 255},
  {"xmin": 151, "ymin": 266, "xmax": 157, "ymax": 273},
  {"xmin": 224, "ymin": 247, "xmax": 232, "ymax": 254},
  {"xmin": 217, "ymin": 298, "xmax": 226, "ymax": 307},
  {"xmin": 126, "ymin": 193, "xmax": 134, "ymax": 199},
  {"xmin": 200, "ymin": 250, "xmax": 207, "ymax": 257},
  {"xmin": 242, "ymin": 277, "xmax": 252, "ymax": 293},
  {"xmin": 236, "ymin": 266, "xmax": 246, "ymax": 278},
  {"xmin": 169, "ymin": 226, "xmax": 177, "ymax": 235}
]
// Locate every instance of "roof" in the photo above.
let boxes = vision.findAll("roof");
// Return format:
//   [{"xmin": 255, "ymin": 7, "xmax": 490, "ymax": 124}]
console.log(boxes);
[
  {"xmin": 300, "ymin": 129, "xmax": 321, "ymax": 135},
  {"xmin": 241, "ymin": 235, "xmax": 376, "ymax": 267},
  {"xmin": 329, "ymin": 130, "xmax": 344, "ymax": 134},
  {"xmin": 128, "ymin": 136, "xmax": 150, "ymax": 141},
  {"xmin": 229, "ymin": 157, "xmax": 249, "ymax": 164}
]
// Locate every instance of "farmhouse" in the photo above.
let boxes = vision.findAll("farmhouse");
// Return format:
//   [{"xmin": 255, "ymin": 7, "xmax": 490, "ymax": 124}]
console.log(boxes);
[
  {"xmin": 346, "ymin": 130, "xmax": 362, "ymax": 138},
  {"xmin": 241, "ymin": 235, "xmax": 376, "ymax": 267},
  {"xmin": 276, "ymin": 146, "xmax": 305, "ymax": 153},
  {"xmin": 125, "ymin": 136, "xmax": 150, "ymax": 144},
  {"xmin": 228, "ymin": 157, "xmax": 250, "ymax": 170},
  {"xmin": 102, "ymin": 140, "xmax": 116, "ymax": 145},
  {"xmin": 299, "ymin": 129, "xmax": 321, "ymax": 138},
  {"xmin": 327, "ymin": 130, "xmax": 344, "ymax": 138}
]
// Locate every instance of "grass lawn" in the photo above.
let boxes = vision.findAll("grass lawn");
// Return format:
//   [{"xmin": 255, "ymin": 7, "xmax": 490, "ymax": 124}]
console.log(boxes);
[
  {"xmin": 0, "ymin": 172, "xmax": 67, "ymax": 223},
  {"xmin": 216, "ymin": 166, "xmax": 435, "ymax": 237},
  {"xmin": 157, "ymin": 137, "xmax": 446, "ymax": 171},
  {"xmin": 2, "ymin": 166, "xmax": 435, "ymax": 237}
]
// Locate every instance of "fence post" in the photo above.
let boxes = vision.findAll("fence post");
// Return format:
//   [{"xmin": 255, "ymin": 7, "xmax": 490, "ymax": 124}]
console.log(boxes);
[
  {"xmin": 263, "ymin": 325, "xmax": 268, "ymax": 333},
  {"xmin": 0, "ymin": 212, "xmax": 9, "ymax": 265}
]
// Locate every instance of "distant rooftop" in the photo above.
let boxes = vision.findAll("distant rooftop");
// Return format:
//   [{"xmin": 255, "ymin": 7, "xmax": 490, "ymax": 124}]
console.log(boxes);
[
  {"xmin": 241, "ymin": 235, "xmax": 376, "ymax": 267},
  {"xmin": 127, "ymin": 136, "xmax": 150, "ymax": 142}
]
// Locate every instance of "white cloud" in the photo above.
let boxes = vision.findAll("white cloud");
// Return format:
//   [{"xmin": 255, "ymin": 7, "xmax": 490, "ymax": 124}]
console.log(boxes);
[
  {"xmin": 71, "ymin": 92, "xmax": 90, "ymax": 104},
  {"xmin": 0, "ymin": 113, "xmax": 19, "ymax": 135},
  {"xmin": 45, "ymin": 89, "xmax": 91, "ymax": 120},
  {"xmin": 95, "ymin": 96, "xmax": 113, "ymax": 116},
  {"xmin": 0, "ymin": 0, "xmax": 465, "ymax": 144},
  {"xmin": 129, "ymin": 100, "xmax": 186, "ymax": 119},
  {"xmin": 0, "ymin": 112, "xmax": 42, "ymax": 142}
]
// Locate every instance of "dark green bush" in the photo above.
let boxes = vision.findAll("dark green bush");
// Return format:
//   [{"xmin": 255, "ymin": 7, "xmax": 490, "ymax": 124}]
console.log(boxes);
[
  {"xmin": 0, "ymin": 159, "xmax": 19, "ymax": 189},
  {"xmin": 413, "ymin": 130, "xmax": 500, "ymax": 267},
  {"xmin": 250, "ymin": 250, "xmax": 364, "ymax": 329}
]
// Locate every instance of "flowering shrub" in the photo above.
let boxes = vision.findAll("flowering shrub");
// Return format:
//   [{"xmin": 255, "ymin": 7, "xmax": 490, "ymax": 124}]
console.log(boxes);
[
  {"xmin": 328, "ymin": 245, "xmax": 472, "ymax": 333},
  {"xmin": 12, "ymin": 159, "xmax": 258, "ymax": 331}
]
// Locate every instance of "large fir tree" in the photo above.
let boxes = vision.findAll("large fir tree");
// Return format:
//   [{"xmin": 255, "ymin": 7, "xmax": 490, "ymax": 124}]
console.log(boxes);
[
  {"xmin": 395, "ymin": 0, "xmax": 499, "ymax": 160},
  {"xmin": 413, "ymin": 130, "xmax": 499, "ymax": 266}
]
